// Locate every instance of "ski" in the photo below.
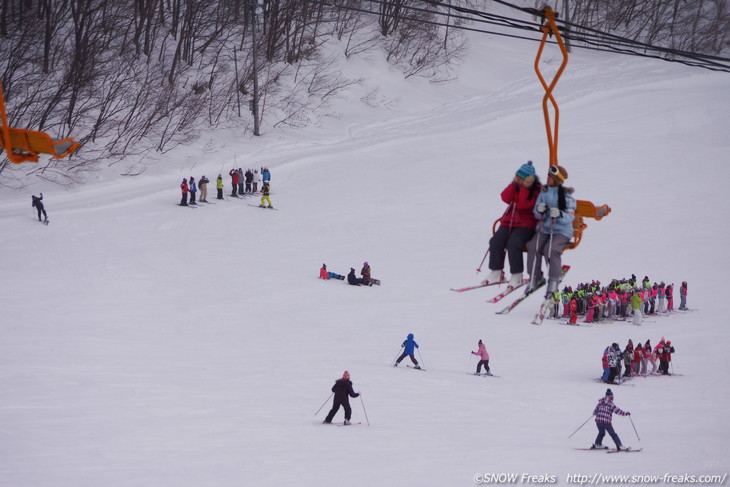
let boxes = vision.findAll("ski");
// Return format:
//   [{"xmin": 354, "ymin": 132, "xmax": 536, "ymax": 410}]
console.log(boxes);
[
  {"xmin": 574, "ymin": 447, "xmax": 609, "ymax": 451},
  {"xmin": 531, "ymin": 298, "xmax": 553, "ymax": 325},
  {"xmin": 607, "ymin": 448, "xmax": 642, "ymax": 454},
  {"xmin": 405, "ymin": 365, "xmax": 426, "ymax": 371},
  {"xmin": 450, "ymin": 280, "xmax": 507, "ymax": 293},
  {"xmin": 496, "ymin": 266, "xmax": 569, "ymax": 315},
  {"xmin": 177, "ymin": 204, "xmax": 198, "ymax": 208},
  {"xmin": 466, "ymin": 372, "xmax": 500, "ymax": 378},
  {"xmin": 335, "ymin": 422, "xmax": 362, "ymax": 426},
  {"xmin": 487, "ymin": 280, "xmax": 529, "ymax": 303},
  {"xmin": 559, "ymin": 322, "xmax": 591, "ymax": 327},
  {"xmin": 247, "ymin": 204, "xmax": 278, "ymax": 210}
]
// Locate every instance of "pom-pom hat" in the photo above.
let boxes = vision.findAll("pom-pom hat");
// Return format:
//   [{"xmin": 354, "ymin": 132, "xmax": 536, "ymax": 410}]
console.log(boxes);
[{"xmin": 516, "ymin": 161, "xmax": 536, "ymax": 179}]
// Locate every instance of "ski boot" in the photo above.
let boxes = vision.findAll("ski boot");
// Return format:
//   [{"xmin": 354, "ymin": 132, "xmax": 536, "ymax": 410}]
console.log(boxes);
[
  {"xmin": 343, "ymin": 419, "xmax": 351, "ymax": 425},
  {"xmin": 507, "ymin": 273, "xmax": 523, "ymax": 289},
  {"xmin": 481, "ymin": 270, "xmax": 504, "ymax": 286}
]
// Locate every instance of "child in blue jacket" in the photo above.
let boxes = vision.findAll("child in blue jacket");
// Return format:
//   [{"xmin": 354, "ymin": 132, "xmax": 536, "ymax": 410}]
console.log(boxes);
[{"xmin": 394, "ymin": 333, "xmax": 420, "ymax": 369}]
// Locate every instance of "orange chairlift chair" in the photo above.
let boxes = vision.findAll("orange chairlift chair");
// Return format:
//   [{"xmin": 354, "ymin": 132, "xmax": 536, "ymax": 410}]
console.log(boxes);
[
  {"xmin": 531, "ymin": 6, "xmax": 610, "ymax": 250},
  {"xmin": 0, "ymin": 81, "xmax": 80, "ymax": 164}
]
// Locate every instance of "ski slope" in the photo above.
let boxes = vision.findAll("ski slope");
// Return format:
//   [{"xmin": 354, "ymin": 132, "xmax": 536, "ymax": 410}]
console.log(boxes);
[{"xmin": 1, "ymin": 31, "xmax": 729, "ymax": 487}]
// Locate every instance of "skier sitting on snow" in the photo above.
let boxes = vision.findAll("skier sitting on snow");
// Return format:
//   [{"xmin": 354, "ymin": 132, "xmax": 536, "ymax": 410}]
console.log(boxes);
[
  {"xmin": 347, "ymin": 268, "xmax": 368, "ymax": 286},
  {"xmin": 591, "ymin": 388, "xmax": 630, "ymax": 451},
  {"xmin": 524, "ymin": 164, "xmax": 575, "ymax": 298},
  {"xmin": 319, "ymin": 264, "xmax": 345, "ymax": 281},
  {"xmin": 360, "ymin": 262, "xmax": 380, "ymax": 286},
  {"xmin": 394, "ymin": 333, "xmax": 420, "ymax": 369},
  {"xmin": 481, "ymin": 161, "xmax": 541, "ymax": 289}
]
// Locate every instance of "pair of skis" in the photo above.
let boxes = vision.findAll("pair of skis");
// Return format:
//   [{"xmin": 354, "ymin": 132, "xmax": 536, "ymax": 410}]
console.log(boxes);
[
  {"xmin": 574, "ymin": 447, "xmax": 642, "ymax": 453},
  {"xmin": 450, "ymin": 265, "xmax": 570, "ymax": 322},
  {"xmin": 450, "ymin": 278, "xmax": 528, "ymax": 304}
]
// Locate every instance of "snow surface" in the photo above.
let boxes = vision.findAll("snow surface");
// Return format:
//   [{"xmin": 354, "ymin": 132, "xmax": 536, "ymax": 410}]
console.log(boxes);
[{"xmin": 2, "ymin": 28, "xmax": 730, "ymax": 487}]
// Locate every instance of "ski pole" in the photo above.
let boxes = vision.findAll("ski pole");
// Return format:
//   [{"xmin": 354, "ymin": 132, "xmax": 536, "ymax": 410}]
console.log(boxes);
[
  {"xmin": 528, "ymin": 217, "xmax": 545, "ymax": 290},
  {"xmin": 476, "ymin": 247, "xmax": 490, "ymax": 274},
  {"xmin": 392, "ymin": 347, "xmax": 403, "ymax": 366},
  {"xmin": 568, "ymin": 414, "xmax": 594, "ymax": 438},
  {"xmin": 360, "ymin": 394, "xmax": 370, "ymax": 426},
  {"xmin": 629, "ymin": 415, "xmax": 640, "ymax": 441},
  {"xmin": 314, "ymin": 393, "xmax": 333, "ymax": 416},
  {"xmin": 417, "ymin": 349, "xmax": 425, "ymax": 369}
]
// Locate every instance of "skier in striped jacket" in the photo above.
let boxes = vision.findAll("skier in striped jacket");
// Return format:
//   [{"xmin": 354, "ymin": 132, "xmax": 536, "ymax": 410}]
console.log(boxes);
[{"xmin": 591, "ymin": 389, "xmax": 630, "ymax": 450}]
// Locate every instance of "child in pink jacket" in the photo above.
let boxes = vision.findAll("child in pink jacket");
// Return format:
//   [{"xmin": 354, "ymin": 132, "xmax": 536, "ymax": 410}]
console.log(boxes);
[{"xmin": 471, "ymin": 340, "xmax": 492, "ymax": 376}]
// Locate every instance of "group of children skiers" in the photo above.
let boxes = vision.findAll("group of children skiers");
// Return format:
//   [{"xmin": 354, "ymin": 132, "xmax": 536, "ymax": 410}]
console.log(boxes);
[
  {"xmin": 179, "ymin": 168, "xmax": 273, "ymax": 208},
  {"xmin": 536, "ymin": 276, "xmax": 688, "ymax": 326},
  {"xmin": 600, "ymin": 337, "xmax": 676, "ymax": 383}
]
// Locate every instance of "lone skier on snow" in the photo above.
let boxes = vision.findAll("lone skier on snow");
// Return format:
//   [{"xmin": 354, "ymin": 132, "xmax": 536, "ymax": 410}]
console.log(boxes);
[
  {"xmin": 591, "ymin": 388, "xmax": 630, "ymax": 451},
  {"xmin": 31, "ymin": 193, "xmax": 48, "ymax": 223},
  {"xmin": 323, "ymin": 371, "xmax": 360, "ymax": 425}
]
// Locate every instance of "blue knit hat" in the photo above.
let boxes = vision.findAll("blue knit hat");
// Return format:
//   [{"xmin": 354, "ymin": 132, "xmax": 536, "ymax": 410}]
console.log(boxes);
[{"xmin": 516, "ymin": 161, "xmax": 535, "ymax": 179}]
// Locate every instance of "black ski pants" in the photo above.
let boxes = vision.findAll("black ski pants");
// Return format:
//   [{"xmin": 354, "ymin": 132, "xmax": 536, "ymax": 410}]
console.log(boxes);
[
  {"xmin": 606, "ymin": 366, "xmax": 619, "ymax": 384},
  {"xmin": 488, "ymin": 226, "xmax": 534, "ymax": 274},
  {"xmin": 217, "ymin": 188, "xmax": 224, "ymax": 200},
  {"xmin": 36, "ymin": 207, "xmax": 47, "ymax": 221},
  {"xmin": 324, "ymin": 399, "xmax": 351, "ymax": 423},
  {"xmin": 396, "ymin": 353, "xmax": 418, "ymax": 366},
  {"xmin": 476, "ymin": 360, "xmax": 490, "ymax": 374},
  {"xmin": 180, "ymin": 193, "xmax": 188, "ymax": 206}
]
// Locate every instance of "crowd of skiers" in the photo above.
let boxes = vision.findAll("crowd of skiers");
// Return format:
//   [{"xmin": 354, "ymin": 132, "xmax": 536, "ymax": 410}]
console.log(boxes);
[
  {"xmin": 226, "ymin": 167, "xmax": 271, "ymax": 197},
  {"xmin": 179, "ymin": 167, "xmax": 273, "ymax": 208},
  {"xmin": 600, "ymin": 337, "xmax": 676, "ymax": 383},
  {"xmin": 535, "ymin": 275, "xmax": 688, "ymax": 325},
  {"xmin": 319, "ymin": 263, "xmax": 381, "ymax": 286}
]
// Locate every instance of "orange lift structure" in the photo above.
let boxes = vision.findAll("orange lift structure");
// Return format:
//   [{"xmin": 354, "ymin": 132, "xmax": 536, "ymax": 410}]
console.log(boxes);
[
  {"xmin": 534, "ymin": 7, "xmax": 610, "ymax": 249},
  {"xmin": 0, "ymin": 81, "xmax": 80, "ymax": 164}
]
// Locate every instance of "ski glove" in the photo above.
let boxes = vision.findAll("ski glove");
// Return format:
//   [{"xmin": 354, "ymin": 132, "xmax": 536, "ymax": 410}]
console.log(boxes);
[
  {"xmin": 549, "ymin": 207, "xmax": 561, "ymax": 218},
  {"xmin": 537, "ymin": 202, "xmax": 547, "ymax": 213}
]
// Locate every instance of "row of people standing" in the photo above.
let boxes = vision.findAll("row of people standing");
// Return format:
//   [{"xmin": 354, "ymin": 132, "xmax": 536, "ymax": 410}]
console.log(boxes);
[
  {"xmin": 601, "ymin": 338, "xmax": 675, "ymax": 383},
  {"xmin": 228, "ymin": 167, "xmax": 271, "ymax": 197},
  {"xmin": 179, "ymin": 176, "xmax": 211, "ymax": 206},
  {"xmin": 483, "ymin": 161, "xmax": 576, "ymax": 298},
  {"xmin": 180, "ymin": 175, "xmax": 273, "ymax": 208}
]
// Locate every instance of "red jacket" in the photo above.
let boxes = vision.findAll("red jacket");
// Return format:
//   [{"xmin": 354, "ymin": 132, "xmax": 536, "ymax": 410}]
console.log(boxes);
[
  {"xmin": 319, "ymin": 267, "xmax": 329, "ymax": 279},
  {"xmin": 498, "ymin": 183, "xmax": 538, "ymax": 228},
  {"xmin": 181, "ymin": 181, "xmax": 189, "ymax": 194},
  {"xmin": 229, "ymin": 169, "xmax": 239, "ymax": 184}
]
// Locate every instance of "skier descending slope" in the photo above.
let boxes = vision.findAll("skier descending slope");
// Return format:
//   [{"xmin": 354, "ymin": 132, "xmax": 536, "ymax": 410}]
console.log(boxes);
[
  {"xmin": 591, "ymin": 389, "xmax": 630, "ymax": 451},
  {"xmin": 31, "ymin": 193, "xmax": 49, "ymax": 224},
  {"xmin": 323, "ymin": 371, "xmax": 360, "ymax": 425},
  {"xmin": 394, "ymin": 333, "xmax": 420, "ymax": 369},
  {"xmin": 470, "ymin": 339, "xmax": 492, "ymax": 376}
]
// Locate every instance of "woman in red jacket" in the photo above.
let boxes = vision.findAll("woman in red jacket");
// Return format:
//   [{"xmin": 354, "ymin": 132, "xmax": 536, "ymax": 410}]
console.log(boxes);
[{"xmin": 482, "ymin": 161, "xmax": 541, "ymax": 289}]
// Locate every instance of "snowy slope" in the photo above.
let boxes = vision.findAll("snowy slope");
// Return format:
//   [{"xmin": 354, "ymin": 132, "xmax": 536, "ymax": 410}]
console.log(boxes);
[{"xmin": 1, "ymin": 31, "xmax": 729, "ymax": 487}]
